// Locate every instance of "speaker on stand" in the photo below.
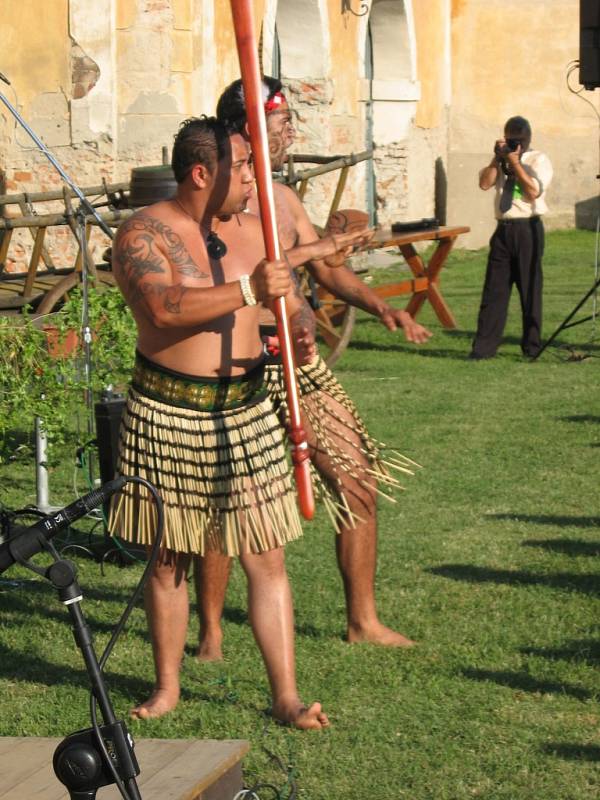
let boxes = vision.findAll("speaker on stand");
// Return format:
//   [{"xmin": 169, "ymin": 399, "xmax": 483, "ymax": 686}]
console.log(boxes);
[
  {"xmin": 94, "ymin": 392, "xmax": 126, "ymax": 539},
  {"xmin": 535, "ymin": 2, "xmax": 600, "ymax": 358},
  {"xmin": 580, "ymin": 0, "xmax": 600, "ymax": 90}
]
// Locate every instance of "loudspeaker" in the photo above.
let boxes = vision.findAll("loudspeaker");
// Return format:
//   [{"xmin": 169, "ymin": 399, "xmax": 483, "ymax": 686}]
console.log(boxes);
[
  {"xmin": 580, "ymin": 0, "xmax": 600, "ymax": 89},
  {"xmin": 95, "ymin": 396, "xmax": 126, "ymax": 486}
]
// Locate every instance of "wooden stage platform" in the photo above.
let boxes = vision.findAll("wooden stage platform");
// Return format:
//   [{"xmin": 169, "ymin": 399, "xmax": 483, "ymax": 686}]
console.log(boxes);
[{"xmin": 0, "ymin": 736, "xmax": 249, "ymax": 799}]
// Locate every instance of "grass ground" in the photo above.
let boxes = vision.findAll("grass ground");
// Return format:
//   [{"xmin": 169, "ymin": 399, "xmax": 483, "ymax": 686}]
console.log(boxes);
[{"xmin": 0, "ymin": 229, "xmax": 599, "ymax": 799}]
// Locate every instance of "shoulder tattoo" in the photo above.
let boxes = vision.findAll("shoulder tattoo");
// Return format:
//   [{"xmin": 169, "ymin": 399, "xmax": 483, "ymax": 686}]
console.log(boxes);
[{"xmin": 115, "ymin": 213, "xmax": 209, "ymax": 280}]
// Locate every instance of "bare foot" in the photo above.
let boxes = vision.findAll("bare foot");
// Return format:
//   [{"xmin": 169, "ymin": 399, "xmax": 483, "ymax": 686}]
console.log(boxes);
[
  {"xmin": 272, "ymin": 700, "xmax": 330, "ymax": 730},
  {"xmin": 195, "ymin": 634, "xmax": 223, "ymax": 662},
  {"xmin": 130, "ymin": 686, "xmax": 179, "ymax": 720},
  {"xmin": 347, "ymin": 622, "xmax": 416, "ymax": 647}
]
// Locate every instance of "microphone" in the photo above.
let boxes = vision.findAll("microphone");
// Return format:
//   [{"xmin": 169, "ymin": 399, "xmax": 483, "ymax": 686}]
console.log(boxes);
[
  {"xmin": 0, "ymin": 72, "xmax": 11, "ymax": 86},
  {"xmin": 0, "ymin": 476, "xmax": 127, "ymax": 575}
]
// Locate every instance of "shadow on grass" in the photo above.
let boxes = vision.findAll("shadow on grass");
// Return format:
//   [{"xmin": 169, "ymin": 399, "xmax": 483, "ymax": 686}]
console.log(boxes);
[
  {"xmin": 348, "ymin": 330, "xmax": 534, "ymax": 361},
  {"xmin": 0, "ymin": 570, "xmax": 141, "ymax": 605},
  {"xmin": 460, "ymin": 667, "xmax": 593, "ymax": 701},
  {"xmin": 187, "ymin": 604, "xmax": 325, "ymax": 642},
  {"xmin": 489, "ymin": 513, "xmax": 600, "ymax": 529},
  {"xmin": 428, "ymin": 564, "xmax": 600, "ymax": 596},
  {"xmin": 521, "ymin": 639, "xmax": 600, "ymax": 667},
  {"xmin": 542, "ymin": 742, "xmax": 600, "ymax": 762},
  {"xmin": 221, "ymin": 605, "xmax": 325, "ymax": 639},
  {"xmin": 0, "ymin": 638, "xmax": 258, "ymax": 716},
  {"xmin": 0, "ymin": 639, "xmax": 153, "ymax": 699},
  {"xmin": 558, "ymin": 415, "xmax": 600, "ymax": 424},
  {"xmin": 348, "ymin": 339, "xmax": 472, "ymax": 361},
  {"xmin": 521, "ymin": 538, "xmax": 600, "ymax": 557},
  {"xmin": 0, "ymin": 580, "xmax": 146, "ymax": 638}
]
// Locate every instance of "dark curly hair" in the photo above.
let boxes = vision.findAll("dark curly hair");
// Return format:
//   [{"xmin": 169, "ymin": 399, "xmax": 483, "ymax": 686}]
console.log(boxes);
[
  {"xmin": 216, "ymin": 76, "xmax": 284, "ymax": 133},
  {"xmin": 171, "ymin": 116, "xmax": 236, "ymax": 183}
]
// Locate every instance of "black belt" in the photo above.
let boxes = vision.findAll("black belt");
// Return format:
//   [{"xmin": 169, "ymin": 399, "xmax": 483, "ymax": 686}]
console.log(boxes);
[{"xmin": 497, "ymin": 216, "xmax": 541, "ymax": 225}]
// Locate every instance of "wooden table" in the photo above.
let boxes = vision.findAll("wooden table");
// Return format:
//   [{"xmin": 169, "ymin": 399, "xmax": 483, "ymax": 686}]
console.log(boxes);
[
  {"xmin": 367, "ymin": 225, "xmax": 470, "ymax": 329},
  {"xmin": 314, "ymin": 224, "xmax": 470, "ymax": 366}
]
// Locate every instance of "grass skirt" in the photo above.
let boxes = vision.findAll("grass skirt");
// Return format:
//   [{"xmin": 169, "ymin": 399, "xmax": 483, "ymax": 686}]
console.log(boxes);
[
  {"xmin": 109, "ymin": 386, "xmax": 303, "ymax": 556},
  {"xmin": 264, "ymin": 356, "xmax": 419, "ymax": 530}
]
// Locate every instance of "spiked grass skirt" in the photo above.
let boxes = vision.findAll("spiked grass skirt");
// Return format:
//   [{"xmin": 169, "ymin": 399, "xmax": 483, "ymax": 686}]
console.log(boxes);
[
  {"xmin": 264, "ymin": 356, "xmax": 419, "ymax": 531},
  {"xmin": 109, "ymin": 353, "xmax": 303, "ymax": 556}
]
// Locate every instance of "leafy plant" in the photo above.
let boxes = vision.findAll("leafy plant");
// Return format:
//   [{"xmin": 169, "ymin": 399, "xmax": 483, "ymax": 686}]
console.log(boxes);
[{"xmin": 0, "ymin": 286, "xmax": 136, "ymax": 462}]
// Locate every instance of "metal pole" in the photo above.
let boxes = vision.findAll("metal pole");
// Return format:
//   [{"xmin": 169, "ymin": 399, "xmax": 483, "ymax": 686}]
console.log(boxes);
[
  {"xmin": 35, "ymin": 417, "xmax": 60, "ymax": 514},
  {"xmin": 0, "ymin": 90, "xmax": 114, "ymax": 239}
]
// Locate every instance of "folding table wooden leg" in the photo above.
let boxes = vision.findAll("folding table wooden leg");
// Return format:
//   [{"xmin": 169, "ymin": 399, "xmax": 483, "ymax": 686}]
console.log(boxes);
[{"xmin": 400, "ymin": 237, "xmax": 458, "ymax": 328}]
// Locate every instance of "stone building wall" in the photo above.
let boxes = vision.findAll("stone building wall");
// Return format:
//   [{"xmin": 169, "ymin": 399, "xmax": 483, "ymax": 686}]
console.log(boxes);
[
  {"xmin": 448, "ymin": 0, "xmax": 599, "ymax": 248},
  {"xmin": 2, "ymin": 0, "xmax": 591, "ymax": 273}
]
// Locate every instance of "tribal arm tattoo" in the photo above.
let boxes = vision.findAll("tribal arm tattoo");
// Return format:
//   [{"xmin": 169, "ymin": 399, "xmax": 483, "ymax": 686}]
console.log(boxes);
[
  {"xmin": 116, "ymin": 213, "xmax": 209, "ymax": 279},
  {"xmin": 137, "ymin": 282, "xmax": 190, "ymax": 315},
  {"xmin": 114, "ymin": 213, "xmax": 206, "ymax": 315},
  {"xmin": 114, "ymin": 213, "xmax": 249, "ymax": 327}
]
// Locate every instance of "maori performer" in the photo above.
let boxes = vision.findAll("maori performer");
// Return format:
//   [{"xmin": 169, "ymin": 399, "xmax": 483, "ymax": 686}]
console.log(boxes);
[
  {"xmin": 192, "ymin": 78, "xmax": 433, "ymax": 664},
  {"xmin": 109, "ymin": 116, "xmax": 329, "ymax": 729}
]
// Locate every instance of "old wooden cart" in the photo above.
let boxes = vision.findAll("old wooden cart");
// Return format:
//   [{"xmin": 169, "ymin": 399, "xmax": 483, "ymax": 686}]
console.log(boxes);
[{"xmin": 0, "ymin": 154, "xmax": 468, "ymax": 364}]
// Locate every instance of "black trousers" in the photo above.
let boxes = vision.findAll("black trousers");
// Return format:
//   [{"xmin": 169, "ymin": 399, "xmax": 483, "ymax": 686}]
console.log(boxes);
[{"xmin": 471, "ymin": 217, "xmax": 544, "ymax": 358}]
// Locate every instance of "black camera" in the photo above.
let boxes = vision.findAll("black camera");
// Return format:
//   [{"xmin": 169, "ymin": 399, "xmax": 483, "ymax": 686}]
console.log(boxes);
[{"xmin": 495, "ymin": 138, "xmax": 521, "ymax": 160}]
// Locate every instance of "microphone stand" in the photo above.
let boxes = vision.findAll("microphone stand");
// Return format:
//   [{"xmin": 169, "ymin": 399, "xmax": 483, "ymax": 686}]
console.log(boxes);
[
  {"xmin": 15, "ymin": 540, "xmax": 142, "ymax": 800},
  {"xmin": 0, "ymin": 85, "xmax": 115, "ymax": 488}
]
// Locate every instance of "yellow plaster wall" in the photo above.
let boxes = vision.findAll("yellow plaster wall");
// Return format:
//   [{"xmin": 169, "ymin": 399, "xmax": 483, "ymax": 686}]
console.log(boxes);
[
  {"xmin": 213, "ymin": 0, "xmax": 267, "ymax": 92},
  {"xmin": 448, "ymin": 0, "xmax": 597, "ymax": 242},
  {"xmin": 2, "ymin": 2, "xmax": 70, "ymax": 112},
  {"xmin": 414, "ymin": 0, "xmax": 446, "ymax": 129},
  {"xmin": 173, "ymin": 0, "xmax": 193, "ymax": 29},
  {"xmin": 451, "ymin": 0, "xmax": 585, "ymax": 139},
  {"xmin": 171, "ymin": 29, "xmax": 194, "ymax": 72},
  {"xmin": 116, "ymin": 0, "xmax": 137, "ymax": 29},
  {"xmin": 327, "ymin": 0, "xmax": 362, "ymax": 113}
]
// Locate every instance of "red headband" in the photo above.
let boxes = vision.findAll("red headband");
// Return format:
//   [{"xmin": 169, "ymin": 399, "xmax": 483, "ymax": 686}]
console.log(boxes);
[{"xmin": 264, "ymin": 91, "xmax": 287, "ymax": 114}]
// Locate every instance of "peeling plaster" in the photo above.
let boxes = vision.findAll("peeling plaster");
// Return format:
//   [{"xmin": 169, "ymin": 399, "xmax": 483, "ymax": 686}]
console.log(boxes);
[{"xmin": 71, "ymin": 41, "xmax": 101, "ymax": 99}]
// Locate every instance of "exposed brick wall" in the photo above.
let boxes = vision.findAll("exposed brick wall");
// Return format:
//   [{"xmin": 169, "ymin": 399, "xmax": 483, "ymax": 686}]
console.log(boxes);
[{"xmin": 373, "ymin": 141, "xmax": 409, "ymax": 225}]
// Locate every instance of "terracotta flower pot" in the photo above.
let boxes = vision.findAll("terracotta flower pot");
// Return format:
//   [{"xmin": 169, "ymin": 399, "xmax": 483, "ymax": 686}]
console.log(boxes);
[{"xmin": 42, "ymin": 325, "xmax": 80, "ymax": 359}]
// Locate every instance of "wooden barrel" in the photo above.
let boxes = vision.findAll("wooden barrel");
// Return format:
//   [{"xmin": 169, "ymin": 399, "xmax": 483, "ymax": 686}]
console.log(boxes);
[{"xmin": 129, "ymin": 165, "xmax": 177, "ymax": 207}]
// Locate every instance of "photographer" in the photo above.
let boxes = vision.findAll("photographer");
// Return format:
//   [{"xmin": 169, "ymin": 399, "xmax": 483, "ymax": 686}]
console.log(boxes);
[{"xmin": 469, "ymin": 116, "xmax": 553, "ymax": 359}]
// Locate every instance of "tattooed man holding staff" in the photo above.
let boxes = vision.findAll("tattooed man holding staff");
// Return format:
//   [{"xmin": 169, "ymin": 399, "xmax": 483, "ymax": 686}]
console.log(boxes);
[{"xmin": 109, "ymin": 116, "xmax": 330, "ymax": 728}]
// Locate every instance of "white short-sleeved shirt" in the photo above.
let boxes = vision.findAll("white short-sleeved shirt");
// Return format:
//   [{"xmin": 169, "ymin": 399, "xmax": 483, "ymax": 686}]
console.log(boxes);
[{"xmin": 489, "ymin": 150, "xmax": 553, "ymax": 220}]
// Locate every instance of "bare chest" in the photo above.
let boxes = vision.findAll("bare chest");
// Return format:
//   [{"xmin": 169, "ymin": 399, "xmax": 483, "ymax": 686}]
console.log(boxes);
[
  {"xmin": 174, "ymin": 222, "xmax": 265, "ymax": 286},
  {"xmin": 247, "ymin": 191, "xmax": 298, "ymax": 251}
]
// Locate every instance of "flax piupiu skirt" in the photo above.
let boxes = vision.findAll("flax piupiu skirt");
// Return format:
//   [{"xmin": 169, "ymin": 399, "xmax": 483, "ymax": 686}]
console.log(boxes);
[{"xmin": 108, "ymin": 353, "xmax": 303, "ymax": 556}]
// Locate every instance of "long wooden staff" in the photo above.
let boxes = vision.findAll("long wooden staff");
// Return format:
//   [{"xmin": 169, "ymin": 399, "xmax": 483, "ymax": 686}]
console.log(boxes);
[{"xmin": 230, "ymin": 0, "xmax": 314, "ymax": 520}]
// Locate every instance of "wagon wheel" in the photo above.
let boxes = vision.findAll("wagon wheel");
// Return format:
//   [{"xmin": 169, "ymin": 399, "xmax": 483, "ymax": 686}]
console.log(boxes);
[
  {"xmin": 296, "ymin": 264, "xmax": 356, "ymax": 368},
  {"xmin": 313, "ymin": 289, "xmax": 356, "ymax": 367},
  {"xmin": 36, "ymin": 269, "xmax": 116, "ymax": 316}
]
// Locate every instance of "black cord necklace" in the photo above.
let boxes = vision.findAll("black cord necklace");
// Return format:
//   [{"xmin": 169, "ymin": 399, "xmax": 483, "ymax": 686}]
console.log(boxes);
[{"xmin": 174, "ymin": 198, "xmax": 228, "ymax": 259}]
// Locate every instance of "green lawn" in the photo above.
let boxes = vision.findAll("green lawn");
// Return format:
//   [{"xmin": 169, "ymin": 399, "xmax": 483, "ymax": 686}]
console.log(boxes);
[{"xmin": 1, "ymin": 229, "xmax": 599, "ymax": 799}]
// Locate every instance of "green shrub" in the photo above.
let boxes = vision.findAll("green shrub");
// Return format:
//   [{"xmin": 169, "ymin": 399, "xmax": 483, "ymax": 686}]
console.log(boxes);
[{"xmin": 0, "ymin": 286, "xmax": 136, "ymax": 461}]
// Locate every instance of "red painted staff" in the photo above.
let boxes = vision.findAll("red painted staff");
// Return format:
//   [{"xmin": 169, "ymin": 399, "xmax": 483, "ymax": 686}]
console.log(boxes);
[{"xmin": 230, "ymin": 0, "xmax": 314, "ymax": 519}]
